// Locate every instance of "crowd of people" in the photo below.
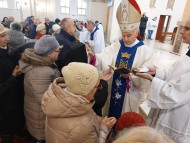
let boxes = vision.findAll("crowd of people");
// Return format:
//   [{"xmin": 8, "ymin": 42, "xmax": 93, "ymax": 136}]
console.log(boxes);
[{"xmin": 0, "ymin": 0, "xmax": 190, "ymax": 143}]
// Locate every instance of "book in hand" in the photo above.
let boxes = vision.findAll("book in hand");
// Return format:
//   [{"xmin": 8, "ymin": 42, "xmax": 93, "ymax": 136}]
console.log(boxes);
[{"xmin": 108, "ymin": 65, "xmax": 131, "ymax": 74}]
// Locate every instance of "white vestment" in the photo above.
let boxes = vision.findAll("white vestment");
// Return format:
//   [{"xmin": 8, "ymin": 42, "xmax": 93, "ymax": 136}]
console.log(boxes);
[
  {"xmin": 97, "ymin": 24, "xmax": 105, "ymax": 46},
  {"xmin": 147, "ymin": 54, "xmax": 190, "ymax": 143},
  {"xmin": 86, "ymin": 27, "xmax": 105, "ymax": 54},
  {"xmin": 96, "ymin": 39, "xmax": 153, "ymax": 116},
  {"xmin": 79, "ymin": 28, "xmax": 88, "ymax": 43}
]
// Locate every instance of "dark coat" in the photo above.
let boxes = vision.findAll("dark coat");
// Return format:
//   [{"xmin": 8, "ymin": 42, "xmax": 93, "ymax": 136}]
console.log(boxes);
[
  {"xmin": 139, "ymin": 16, "xmax": 148, "ymax": 29},
  {"xmin": 44, "ymin": 23, "xmax": 51, "ymax": 35},
  {"xmin": 0, "ymin": 48, "xmax": 24, "ymax": 135},
  {"xmin": 0, "ymin": 42, "xmax": 35, "ymax": 135},
  {"xmin": 93, "ymin": 79, "xmax": 108, "ymax": 117},
  {"xmin": 25, "ymin": 17, "xmax": 37, "ymax": 39},
  {"xmin": 55, "ymin": 29, "xmax": 80, "ymax": 70}
]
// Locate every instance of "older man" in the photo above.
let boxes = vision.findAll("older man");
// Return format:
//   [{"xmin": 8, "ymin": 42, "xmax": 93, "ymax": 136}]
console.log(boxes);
[
  {"xmin": 86, "ymin": 20, "xmax": 105, "ymax": 54},
  {"xmin": 136, "ymin": 17, "xmax": 190, "ymax": 143},
  {"xmin": 90, "ymin": 0, "xmax": 153, "ymax": 119},
  {"xmin": 55, "ymin": 18, "xmax": 80, "ymax": 70},
  {"xmin": 44, "ymin": 17, "xmax": 50, "ymax": 34}
]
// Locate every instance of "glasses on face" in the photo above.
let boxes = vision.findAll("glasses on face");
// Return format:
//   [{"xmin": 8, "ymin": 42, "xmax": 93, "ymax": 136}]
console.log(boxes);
[{"xmin": 94, "ymin": 84, "xmax": 103, "ymax": 90}]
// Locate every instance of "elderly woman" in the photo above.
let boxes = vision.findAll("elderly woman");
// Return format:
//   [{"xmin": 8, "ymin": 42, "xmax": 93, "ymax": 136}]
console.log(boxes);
[
  {"xmin": 19, "ymin": 35, "xmax": 60, "ymax": 143},
  {"xmin": 42, "ymin": 62, "xmax": 116, "ymax": 143},
  {"xmin": 35, "ymin": 23, "xmax": 46, "ymax": 40}
]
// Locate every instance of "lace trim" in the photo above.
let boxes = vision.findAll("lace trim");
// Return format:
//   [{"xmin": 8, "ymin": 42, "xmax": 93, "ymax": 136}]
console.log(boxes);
[{"xmin": 158, "ymin": 124, "xmax": 185, "ymax": 142}]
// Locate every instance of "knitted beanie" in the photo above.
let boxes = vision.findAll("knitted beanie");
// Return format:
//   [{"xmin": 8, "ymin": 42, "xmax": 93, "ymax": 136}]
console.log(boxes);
[
  {"xmin": 115, "ymin": 112, "xmax": 146, "ymax": 133},
  {"xmin": 52, "ymin": 24, "xmax": 61, "ymax": 32},
  {"xmin": 36, "ymin": 23, "xmax": 46, "ymax": 32},
  {"xmin": 7, "ymin": 29, "xmax": 25, "ymax": 47},
  {"xmin": 10, "ymin": 22, "xmax": 23, "ymax": 31},
  {"xmin": 34, "ymin": 35, "xmax": 59, "ymax": 56},
  {"xmin": 61, "ymin": 62, "xmax": 99, "ymax": 96},
  {"xmin": 55, "ymin": 18, "xmax": 61, "ymax": 24}
]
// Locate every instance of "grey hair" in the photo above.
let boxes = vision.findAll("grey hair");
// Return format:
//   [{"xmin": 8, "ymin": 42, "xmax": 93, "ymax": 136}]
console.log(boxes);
[
  {"xmin": 113, "ymin": 126, "xmax": 174, "ymax": 143},
  {"xmin": 87, "ymin": 19, "xmax": 95, "ymax": 27},
  {"xmin": 60, "ymin": 17, "xmax": 72, "ymax": 30}
]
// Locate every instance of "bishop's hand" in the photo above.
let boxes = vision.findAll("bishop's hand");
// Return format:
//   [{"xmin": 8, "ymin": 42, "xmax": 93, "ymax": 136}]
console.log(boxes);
[{"xmin": 135, "ymin": 72, "xmax": 153, "ymax": 81}]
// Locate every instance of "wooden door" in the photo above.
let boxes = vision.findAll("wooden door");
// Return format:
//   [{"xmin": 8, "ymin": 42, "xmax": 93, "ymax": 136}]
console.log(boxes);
[{"xmin": 155, "ymin": 15, "xmax": 165, "ymax": 40}]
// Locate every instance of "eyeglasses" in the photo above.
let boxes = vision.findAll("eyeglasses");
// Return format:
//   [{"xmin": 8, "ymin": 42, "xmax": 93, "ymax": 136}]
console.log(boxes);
[{"xmin": 94, "ymin": 84, "xmax": 103, "ymax": 90}]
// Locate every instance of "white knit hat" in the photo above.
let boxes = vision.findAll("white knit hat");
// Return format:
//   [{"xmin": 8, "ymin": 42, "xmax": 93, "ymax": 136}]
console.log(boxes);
[
  {"xmin": 36, "ymin": 23, "xmax": 46, "ymax": 32},
  {"xmin": 117, "ymin": 0, "xmax": 141, "ymax": 32},
  {"xmin": 61, "ymin": 62, "xmax": 99, "ymax": 96},
  {"xmin": 52, "ymin": 24, "xmax": 61, "ymax": 32}
]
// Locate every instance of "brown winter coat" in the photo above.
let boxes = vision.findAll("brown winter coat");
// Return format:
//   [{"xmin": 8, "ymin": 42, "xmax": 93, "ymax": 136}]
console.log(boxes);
[
  {"xmin": 19, "ymin": 49, "xmax": 60, "ymax": 140},
  {"xmin": 41, "ymin": 77, "xmax": 101, "ymax": 143}
]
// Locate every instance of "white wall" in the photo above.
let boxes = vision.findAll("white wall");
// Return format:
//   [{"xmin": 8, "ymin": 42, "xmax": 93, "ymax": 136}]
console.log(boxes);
[
  {"xmin": 136, "ymin": 0, "xmax": 187, "ymax": 39},
  {"xmin": 32, "ymin": 0, "xmax": 57, "ymax": 22},
  {"xmin": 56, "ymin": 0, "xmax": 87, "ymax": 22},
  {"xmin": 0, "ymin": 8, "xmax": 21, "ymax": 21},
  {"xmin": 88, "ymin": 2, "xmax": 108, "ymax": 32},
  {"xmin": 106, "ymin": 0, "xmax": 186, "ymax": 43},
  {"xmin": 56, "ymin": 0, "xmax": 107, "ymax": 31},
  {"xmin": 107, "ymin": 0, "xmax": 121, "ymax": 43}
]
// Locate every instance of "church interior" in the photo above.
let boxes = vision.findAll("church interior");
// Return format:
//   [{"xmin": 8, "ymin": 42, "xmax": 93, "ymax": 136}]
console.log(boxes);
[{"xmin": 0, "ymin": 0, "xmax": 190, "ymax": 143}]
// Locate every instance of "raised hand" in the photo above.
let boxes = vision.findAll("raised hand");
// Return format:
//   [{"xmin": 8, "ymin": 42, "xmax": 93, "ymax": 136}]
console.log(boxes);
[
  {"xmin": 101, "ymin": 116, "xmax": 117, "ymax": 129},
  {"xmin": 100, "ymin": 71, "xmax": 113, "ymax": 81}
]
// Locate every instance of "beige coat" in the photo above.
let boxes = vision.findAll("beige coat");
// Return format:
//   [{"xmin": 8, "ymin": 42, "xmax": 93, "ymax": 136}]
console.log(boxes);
[
  {"xmin": 42, "ymin": 78, "xmax": 105, "ymax": 143},
  {"xmin": 19, "ymin": 49, "xmax": 60, "ymax": 140}
]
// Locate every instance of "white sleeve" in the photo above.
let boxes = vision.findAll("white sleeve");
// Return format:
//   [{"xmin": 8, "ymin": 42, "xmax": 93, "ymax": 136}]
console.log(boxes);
[
  {"xmin": 95, "ymin": 41, "xmax": 120, "ymax": 71},
  {"xmin": 148, "ymin": 71, "xmax": 190, "ymax": 109}
]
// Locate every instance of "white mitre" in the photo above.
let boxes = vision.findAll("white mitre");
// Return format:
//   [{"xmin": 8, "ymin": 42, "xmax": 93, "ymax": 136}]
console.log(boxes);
[{"xmin": 116, "ymin": 0, "xmax": 141, "ymax": 32}]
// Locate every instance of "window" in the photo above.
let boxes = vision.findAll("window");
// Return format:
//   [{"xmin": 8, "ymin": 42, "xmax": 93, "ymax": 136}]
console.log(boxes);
[
  {"xmin": 60, "ymin": 0, "xmax": 70, "ymax": 14},
  {"xmin": 0, "ymin": 0, "xmax": 8, "ymax": 8},
  {"xmin": 77, "ymin": 0, "xmax": 87, "ymax": 15},
  {"xmin": 15, "ymin": 1, "xmax": 20, "ymax": 9}
]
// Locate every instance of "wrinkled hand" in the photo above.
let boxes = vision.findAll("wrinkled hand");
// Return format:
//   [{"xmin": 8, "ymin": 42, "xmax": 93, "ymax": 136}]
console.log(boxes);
[
  {"xmin": 135, "ymin": 72, "xmax": 153, "ymax": 81},
  {"xmin": 12, "ymin": 65, "xmax": 22, "ymax": 77},
  {"xmin": 56, "ymin": 77, "xmax": 66, "ymax": 88},
  {"xmin": 100, "ymin": 71, "xmax": 113, "ymax": 81},
  {"xmin": 101, "ymin": 116, "xmax": 117, "ymax": 129},
  {"xmin": 85, "ymin": 44, "xmax": 94, "ymax": 61}
]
